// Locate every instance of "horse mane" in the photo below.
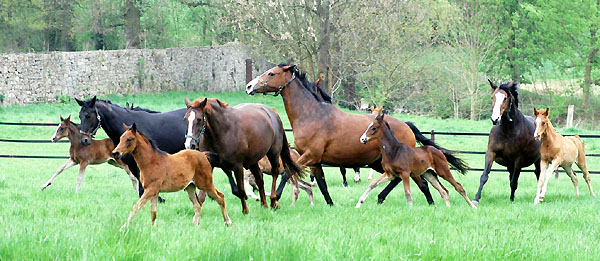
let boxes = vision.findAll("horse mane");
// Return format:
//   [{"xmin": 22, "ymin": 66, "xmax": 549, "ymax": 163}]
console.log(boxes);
[
  {"xmin": 131, "ymin": 106, "xmax": 160, "ymax": 113},
  {"xmin": 136, "ymin": 129, "xmax": 167, "ymax": 155},
  {"xmin": 277, "ymin": 64, "xmax": 332, "ymax": 104},
  {"xmin": 498, "ymin": 82, "xmax": 519, "ymax": 108}
]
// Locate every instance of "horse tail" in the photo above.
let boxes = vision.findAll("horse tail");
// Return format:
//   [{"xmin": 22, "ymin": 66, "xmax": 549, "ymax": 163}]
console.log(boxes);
[
  {"xmin": 405, "ymin": 122, "xmax": 469, "ymax": 175},
  {"xmin": 280, "ymin": 131, "xmax": 307, "ymax": 179}
]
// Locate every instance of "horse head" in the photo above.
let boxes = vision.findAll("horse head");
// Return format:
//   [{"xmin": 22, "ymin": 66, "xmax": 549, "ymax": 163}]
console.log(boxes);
[
  {"xmin": 246, "ymin": 64, "xmax": 297, "ymax": 96},
  {"xmin": 75, "ymin": 96, "xmax": 101, "ymax": 146},
  {"xmin": 533, "ymin": 107, "xmax": 550, "ymax": 140},
  {"xmin": 112, "ymin": 123, "xmax": 138, "ymax": 159},
  {"xmin": 183, "ymin": 97, "xmax": 229, "ymax": 150},
  {"xmin": 360, "ymin": 112, "xmax": 385, "ymax": 144},
  {"xmin": 51, "ymin": 115, "xmax": 71, "ymax": 143},
  {"xmin": 489, "ymin": 79, "xmax": 518, "ymax": 125}
]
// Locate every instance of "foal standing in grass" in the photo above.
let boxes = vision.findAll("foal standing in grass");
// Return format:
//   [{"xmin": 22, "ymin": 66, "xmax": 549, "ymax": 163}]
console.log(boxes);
[
  {"xmin": 355, "ymin": 113, "xmax": 476, "ymax": 208},
  {"xmin": 112, "ymin": 123, "xmax": 231, "ymax": 230},
  {"xmin": 41, "ymin": 115, "xmax": 138, "ymax": 192},
  {"xmin": 533, "ymin": 108, "xmax": 595, "ymax": 204}
]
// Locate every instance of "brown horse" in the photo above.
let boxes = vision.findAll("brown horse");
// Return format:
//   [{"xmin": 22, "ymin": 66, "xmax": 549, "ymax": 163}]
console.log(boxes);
[
  {"xmin": 533, "ymin": 108, "xmax": 595, "ymax": 204},
  {"xmin": 112, "ymin": 123, "xmax": 231, "ymax": 230},
  {"xmin": 356, "ymin": 113, "xmax": 476, "ymax": 208},
  {"xmin": 245, "ymin": 147, "xmax": 314, "ymax": 205},
  {"xmin": 41, "ymin": 115, "xmax": 138, "ymax": 193},
  {"xmin": 184, "ymin": 97, "xmax": 304, "ymax": 213},
  {"xmin": 246, "ymin": 64, "xmax": 466, "ymax": 205}
]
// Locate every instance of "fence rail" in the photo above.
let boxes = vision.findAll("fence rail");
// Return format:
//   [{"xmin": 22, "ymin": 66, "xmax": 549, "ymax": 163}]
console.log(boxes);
[{"xmin": 1, "ymin": 122, "xmax": 599, "ymax": 175}]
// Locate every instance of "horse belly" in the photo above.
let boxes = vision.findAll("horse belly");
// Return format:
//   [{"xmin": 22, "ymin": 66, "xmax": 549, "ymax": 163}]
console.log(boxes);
[{"xmin": 160, "ymin": 172, "xmax": 193, "ymax": 192}]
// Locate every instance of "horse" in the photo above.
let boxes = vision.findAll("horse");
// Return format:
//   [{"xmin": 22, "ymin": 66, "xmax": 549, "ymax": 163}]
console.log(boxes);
[
  {"xmin": 75, "ymin": 96, "xmax": 239, "ymax": 202},
  {"xmin": 244, "ymin": 147, "xmax": 314, "ymax": 205},
  {"xmin": 355, "ymin": 112, "xmax": 476, "ymax": 208},
  {"xmin": 532, "ymin": 108, "xmax": 595, "ymax": 204},
  {"xmin": 126, "ymin": 102, "xmax": 160, "ymax": 113},
  {"xmin": 41, "ymin": 115, "xmax": 138, "ymax": 193},
  {"xmin": 246, "ymin": 64, "xmax": 466, "ymax": 205},
  {"xmin": 184, "ymin": 97, "xmax": 304, "ymax": 213},
  {"xmin": 112, "ymin": 123, "xmax": 231, "ymax": 230},
  {"xmin": 473, "ymin": 80, "xmax": 542, "ymax": 205}
]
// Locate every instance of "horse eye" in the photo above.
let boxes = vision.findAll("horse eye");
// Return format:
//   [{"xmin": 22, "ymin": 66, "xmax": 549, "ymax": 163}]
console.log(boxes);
[
  {"xmin": 372, "ymin": 127, "xmax": 377, "ymax": 131},
  {"xmin": 268, "ymin": 72, "xmax": 275, "ymax": 76},
  {"xmin": 127, "ymin": 138, "xmax": 133, "ymax": 142},
  {"xmin": 542, "ymin": 122, "xmax": 545, "ymax": 125}
]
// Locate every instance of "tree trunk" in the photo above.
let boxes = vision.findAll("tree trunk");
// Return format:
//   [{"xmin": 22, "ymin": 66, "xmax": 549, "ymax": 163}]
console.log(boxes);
[
  {"xmin": 582, "ymin": 25, "xmax": 598, "ymax": 108},
  {"xmin": 470, "ymin": 91, "xmax": 477, "ymax": 121},
  {"xmin": 316, "ymin": 0, "xmax": 331, "ymax": 93},
  {"xmin": 124, "ymin": 0, "xmax": 142, "ymax": 49}
]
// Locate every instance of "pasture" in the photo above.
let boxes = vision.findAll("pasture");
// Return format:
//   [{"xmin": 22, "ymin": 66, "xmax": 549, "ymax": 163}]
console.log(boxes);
[{"xmin": 1, "ymin": 91, "xmax": 599, "ymax": 260}]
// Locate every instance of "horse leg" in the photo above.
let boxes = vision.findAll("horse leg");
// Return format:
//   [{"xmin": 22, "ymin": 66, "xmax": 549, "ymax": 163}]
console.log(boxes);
[
  {"xmin": 185, "ymin": 185, "xmax": 203, "ymax": 226},
  {"xmin": 436, "ymin": 164, "xmax": 477, "ymax": 208},
  {"xmin": 289, "ymin": 177, "xmax": 300, "ymax": 206},
  {"xmin": 249, "ymin": 164, "xmax": 268, "ymax": 208},
  {"xmin": 232, "ymin": 166, "xmax": 249, "ymax": 214},
  {"xmin": 509, "ymin": 165, "xmax": 522, "ymax": 202},
  {"xmin": 411, "ymin": 176, "xmax": 436, "ymax": 205},
  {"xmin": 355, "ymin": 173, "xmax": 393, "ymax": 208},
  {"xmin": 150, "ymin": 194, "xmax": 158, "ymax": 226},
  {"xmin": 353, "ymin": 167, "xmax": 361, "ymax": 183},
  {"xmin": 206, "ymin": 185, "xmax": 232, "ymax": 226},
  {"xmin": 562, "ymin": 165, "xmax": 579, "ymax": 197},
  {"xmin": 474, "ymin": 151, "xmax": 496, "ymax": 205},
  {"xmin": 42, "ymin": 159, "xmax": 77, "ymax": 190},
  {"xmin": 339, "ymin": 168, "xmax": 348, "ymax": 187},
  {"xmin": 534, "ymin": 160, "xmax": 549, "ymax": 204},
  {"xmin": 401, "ymin": 173, "xmax": 414, "ymax": 207},
  {"xmin": 297, "ymin": 179, "xmax": 315, "ymax": 206},
  {"xmin": 575, "ymin": 156, "xmax": 595, "ymax": 197},
  {"xmin": 243, "ymin": 170, "xmax": 260, "ymax": 201},
  {"xmin": 118, "ymin": 161, "xmax": 138, "ymax": 192},
  {"xmin": 368, "ymin": 169, "xmax": 375, "ymax": 181},
  {"xmin": 75, "ymin": 162, "xmax": 89, "ymax": 193},
  {"xmin": 120, "ymin": 187, "xmax": 157, "ymax": 231},
  {"xmin": 422, "ymin": 171, "xmax": 450, "ymax": 207},
  {"xmin": 296, "ymin": 151, "xmax": 333, "ymax": 205},
  {"xmin": 377, "ymin": 177, "xmax": 400, "ymax": 205},
  {"xmin": 266, "ymin": 153, "xmax": 281, "ymax": 209},
  {"xmin": 275, "ymin": 171, "xmax": 288, "ymax": 200}
]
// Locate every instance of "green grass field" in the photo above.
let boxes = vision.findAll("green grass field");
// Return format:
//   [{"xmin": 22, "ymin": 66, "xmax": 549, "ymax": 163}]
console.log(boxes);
[{"xmin": 1, "ymin": 91, "xmax": 599, "ymax": 260}]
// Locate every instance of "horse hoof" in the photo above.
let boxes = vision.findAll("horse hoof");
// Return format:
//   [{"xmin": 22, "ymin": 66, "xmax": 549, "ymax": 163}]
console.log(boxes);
[
  {"xmin": 158, "ymin": 197, "xmax": 166, "ymax": 204},
  {"xmin": 309, "ymin": 181, "xmax": 317, "ymax": 187},
  {"xmin": 354, "ymin": 177, "xmax": 361, "ymax": 183},
  {"xmin": 271, "ymin": 202, "xmax": 280, "ymax": 210},
  {"xmin": 471, "ymin": 200, "xmax": 479, "ymax": 207},
  {"xmin": 225, "ymin": 220, "xmax": 232, "ymax": 226}
]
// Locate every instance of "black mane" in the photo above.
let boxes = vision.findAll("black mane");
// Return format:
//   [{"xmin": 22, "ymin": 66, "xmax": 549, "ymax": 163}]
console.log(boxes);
[
  {"xmin": 131, "ymin": 106, "xmax": 160, "ymax": 113},
  {"xmin": 277, "ymin": 64, "xmax": 332, "ymax": 104},
  {"xmin": 498, "ymin": 82, "xmax": 519, "ymax": 108},
  {"xmin": 136, "ymin": 129, "xmax": 167, "ymax": 155}
]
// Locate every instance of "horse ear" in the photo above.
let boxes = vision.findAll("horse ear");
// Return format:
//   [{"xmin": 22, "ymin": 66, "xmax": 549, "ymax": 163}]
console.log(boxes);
[
  {"xmin": 199, "ymin": 98, "xmax": 208, "ymax": 109},
  {"xmin": 544, "ymin": 107, "xmax": 549, "ymax": 116},
  {"xmin": 60, "ymin": 115, "xmax": 64, "ymax": 121},
  {"xmin": 66, "ymin": 115, "xmax": 71, "ymax": 122},
  {"xmin": 122, "ymin": 123, "xmax": 129, "ymax": 131},
  {"xmin": 315, "ymin": 78, "xmax": 320, "ymax": 86},
  {"xmin": 533, "ymin": 107, "xmax": 538, "ymax": 116},
  {"xmin": 125, "ymin": 102, "xmax": 130, "ymax": 109},
  {"xmin": 282, "ymin": 64, "xmax": 296, "ymax": 72},
  {"xmin": 75, "ymin": 98, "xmax": 84, "ymax": 106},
  {"xmin": 488, "ymin": 79, "xmax": 497, "ymax": 90},
  {"xmin": 376, "ymin": 112, "xmax": 384, "ymax": 121},
  {"xmin": 370, "ymin": 105, "xmax": 375, "ymax": 112},
  {"xmin": 217, "ymin": 99, "xmax": 229, "ymax": 108},
  {"xmin": 185, "ymin": 96, "xmax": 192, "ymax": 108},
  {"xmin": 131, "ymin": 123, "xmax": 137, "ymax": 133},
  {"xmin": 511, "ymin": 82, "xmax": 518, "ymax": 91},
  {"xmin": 89, "ymin": 96, "xmax": 97, "ymax": 107}
]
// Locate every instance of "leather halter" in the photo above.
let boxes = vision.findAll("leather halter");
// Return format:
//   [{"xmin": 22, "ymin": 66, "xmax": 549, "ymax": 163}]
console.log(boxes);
[
  {"xmin": 259, "ymin": 73, "xmax": 296, "ymax": 96},
  {"xmin": 184, "ymin": 111, "xmax": 206, "ymax": 148},
  {"xmin": 80, "ymin": 107, "xmax": 101, "ymax": 138}
]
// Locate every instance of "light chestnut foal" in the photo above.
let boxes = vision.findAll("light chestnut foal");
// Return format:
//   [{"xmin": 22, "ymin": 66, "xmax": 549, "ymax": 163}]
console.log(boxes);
[
  {"xmin": 533, "ymin": 108, "xmax": 595, "ymax": 204},
  {"xmin": 112, "ymin": 123, "xmax": 231, "ymax": 230},
  {"xmin": 42, "ymin": 115, "xmax": 138, "ymax": 193}
]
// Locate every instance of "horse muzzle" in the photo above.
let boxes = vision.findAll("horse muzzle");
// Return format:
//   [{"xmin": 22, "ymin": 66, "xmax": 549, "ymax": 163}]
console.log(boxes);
[
  {"xmin": 360, "ymin": 137, "xmax": 369, "ymax": 144},
  {"xmin": 112, "ymin": 151, "xmax": 122, "ymax": 160},
  {"xmin": 491, "ymin": 118, "xmax": 499, "ymax": 126}
]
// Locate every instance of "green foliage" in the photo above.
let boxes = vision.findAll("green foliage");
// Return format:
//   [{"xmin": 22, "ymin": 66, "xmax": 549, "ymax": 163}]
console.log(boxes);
[{"xmin": 58, "ymin": 94, "xmax": 71, "ymax": 104}]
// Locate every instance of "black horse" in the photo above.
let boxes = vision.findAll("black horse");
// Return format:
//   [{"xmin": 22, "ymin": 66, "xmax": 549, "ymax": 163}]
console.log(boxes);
[
  {"xmin": 473, "ymin": 80, "xmax": 541, "ymax": 204},
  {"xmin": 75, "ymin": 96, "xmax": 238, "ymax": 200}
]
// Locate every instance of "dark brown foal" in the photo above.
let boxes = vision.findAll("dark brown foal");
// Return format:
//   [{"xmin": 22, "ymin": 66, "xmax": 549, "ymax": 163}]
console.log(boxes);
[{"xmin": 356, "ymin": 113, "xmax": 477, "ymax": 208}]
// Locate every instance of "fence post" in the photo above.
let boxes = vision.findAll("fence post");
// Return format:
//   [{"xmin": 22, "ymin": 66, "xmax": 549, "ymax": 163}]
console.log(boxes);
[
  {"xmin": 245, "ymin": 59, "xmax": 253, "ymax": 84},
  {"xmin": 430, "ymin": 129, "xmax": 435, "ymax": 143},
  {"xmin": 566, "ymin": 105, "xmax": 574, "ymax": 128}
]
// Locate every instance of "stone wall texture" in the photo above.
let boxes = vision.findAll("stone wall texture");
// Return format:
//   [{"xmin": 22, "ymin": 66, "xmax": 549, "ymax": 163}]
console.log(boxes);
[{"xmin": 0, "ymin": 43, "xmax": 270, "ymax": 106}]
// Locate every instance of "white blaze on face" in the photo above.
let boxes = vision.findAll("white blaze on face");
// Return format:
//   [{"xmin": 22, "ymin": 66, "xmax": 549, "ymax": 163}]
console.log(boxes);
[
  {"xmin": 51, "ymin": 123, "xmax": 61, "ymax": 142},
  {"xmin": 360, "ymin": 122, "xmax": 373, "ymax": 143},
  {"xmin": 534, "ymin": 117, "xmax": 542, "ymax": 138},
  {"xmin": 491, "ymin": 92, "xmax": 506, "ymax": 122},
  {"xmin": 245, "ymin": 76, "xmax": 260, "ymax": 94},
  {"xmin": 184, "ymin": 111, "xmax": 196, "ymax": 149}
]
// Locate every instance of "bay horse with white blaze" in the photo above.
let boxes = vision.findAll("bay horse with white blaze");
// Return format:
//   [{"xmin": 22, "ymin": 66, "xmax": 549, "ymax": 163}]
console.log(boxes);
[
  {"xmin": 42, "ymin": 115, "xmax": 138, "ymax": 193},
  {"xmin": 184, "ymin": 97, "xmax": 304, "ymax": 213},
  {"xmin": 473, "ymin": 80, "xmax": 541, "ymax": 205},
  {"xmin": 113, "ymin": 123, "xmax": 231, "ymax": 229},
  {"xmin": 356, "ymin": 113, "xmax": 476, "ymax": 208},
  {"xmin": 246, "ymin": 64, "xmax": 466, "ymax": 205},
  {"xmin": 532, "ymin": 108, "xmax": 595, "ymax": 204}
]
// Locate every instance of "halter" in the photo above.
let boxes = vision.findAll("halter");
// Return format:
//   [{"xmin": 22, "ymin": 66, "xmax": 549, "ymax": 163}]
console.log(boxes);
[
  {"xmin": 80, "ymin": 107, "xmax": 102, "ymax": 138},
  {"xmin": 259, "ymin": 73, "xmax": 296, "ymax": 96},
  {"xmin": 184, "ymin": 111, "xmax": 206, "ymax": 148},
  {"xmin": 504, "ymin": 94, "xmax": 514, "ymax": 122}
]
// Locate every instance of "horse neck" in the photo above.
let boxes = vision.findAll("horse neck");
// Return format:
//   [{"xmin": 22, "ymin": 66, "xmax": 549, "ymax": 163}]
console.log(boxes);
[
  {"xmin": 379, "ymin": 122, "xmax": 406, "ymax": 154},
  {"xmin": 130, "ymin": 134, "xmax": 161, "ymax": 169},
  {"xmin": 96, "ymin": 102, "xmax": 127, "ymax": 143},
  {"xmin": 280, "ymin": 80, "xmax": 329, "ymax": 129},
  {"xmin": 204, "ymin": 108, "xmax": 234, "ymax": 143},
  {"xmin": 500, "ymin": 104, "xmax": 524, "ymax": 130},
  {"xmin": 541, "ymin": 121, "xmax": 561, "ymax": 145},
  {"xmin": 66, "ymin": 122, "xmax": 83, "ymax": 148}
]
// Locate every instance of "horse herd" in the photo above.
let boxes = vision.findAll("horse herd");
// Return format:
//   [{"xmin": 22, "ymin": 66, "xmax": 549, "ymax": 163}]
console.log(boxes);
[{"xmin": 40, "ymin": 64, "xmax": 595, "ymax": 229}]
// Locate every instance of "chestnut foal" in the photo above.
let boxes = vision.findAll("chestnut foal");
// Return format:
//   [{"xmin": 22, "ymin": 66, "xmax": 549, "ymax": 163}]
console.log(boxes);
[
  {"xmin": 113, "ymin": 123, "xmax": 231, "ymax": 230},
  {"xmin": 356, "ymin": 113, "xmax": 477, "ymax": 208},
  {"xmin": 533, "ymin": 108, "xmax": 595, "ymax": 204},
  {"xmin": 244, "ymin": 148, "xmax": 314, "ymax": 205},
  {"xmin": 42, "ymin": 115, "xmax": 138, "ymax": 193}
]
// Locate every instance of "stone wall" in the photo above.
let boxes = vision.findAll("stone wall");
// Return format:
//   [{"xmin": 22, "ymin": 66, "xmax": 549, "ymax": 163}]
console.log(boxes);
[{"xmin": 0, "ymin": 43, "xmax": 270, "ymax": 106}]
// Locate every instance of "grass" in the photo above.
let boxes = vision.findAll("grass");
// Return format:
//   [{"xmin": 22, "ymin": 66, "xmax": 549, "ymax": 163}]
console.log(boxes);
[{"xmin": 1, "ymin": 91, "xmax": 599, "ymax": 260}]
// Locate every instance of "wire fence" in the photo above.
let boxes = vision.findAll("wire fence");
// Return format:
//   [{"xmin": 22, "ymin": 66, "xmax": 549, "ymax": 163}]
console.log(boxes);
[{"xmin": 1, "ymin": 121, "xmax": 599, "ymax": 174}]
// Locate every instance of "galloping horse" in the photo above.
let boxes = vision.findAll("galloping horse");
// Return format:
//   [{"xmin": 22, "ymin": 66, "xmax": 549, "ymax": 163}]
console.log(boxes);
[
  {"xmin": 246, "ymin": 64, "xmax": 466, "ymax": 205},
  {"xmin": 184, "ymin": 97, "xmax": 304, "ymax": 213},
  {"xmin": 112, "ymin": 123, "xmax": 231, "ymax": 229},
  {"xmin": 473, "ymin": 80, "xmax": 541, "ymax": 204},
  {"xmin": 533, "ymin": 108, "xmax": 595, "ymax": 204},
  {"xmin": 356, "ymin": 113, "xmax": 475, "ymax": 208},
  {"xmin": 41, "ymin": 115, "xmax": 138, "ymax": 192},
  {"xmin": 75, "ymin": 97, "xmax": 238, "ymax": 201}
]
